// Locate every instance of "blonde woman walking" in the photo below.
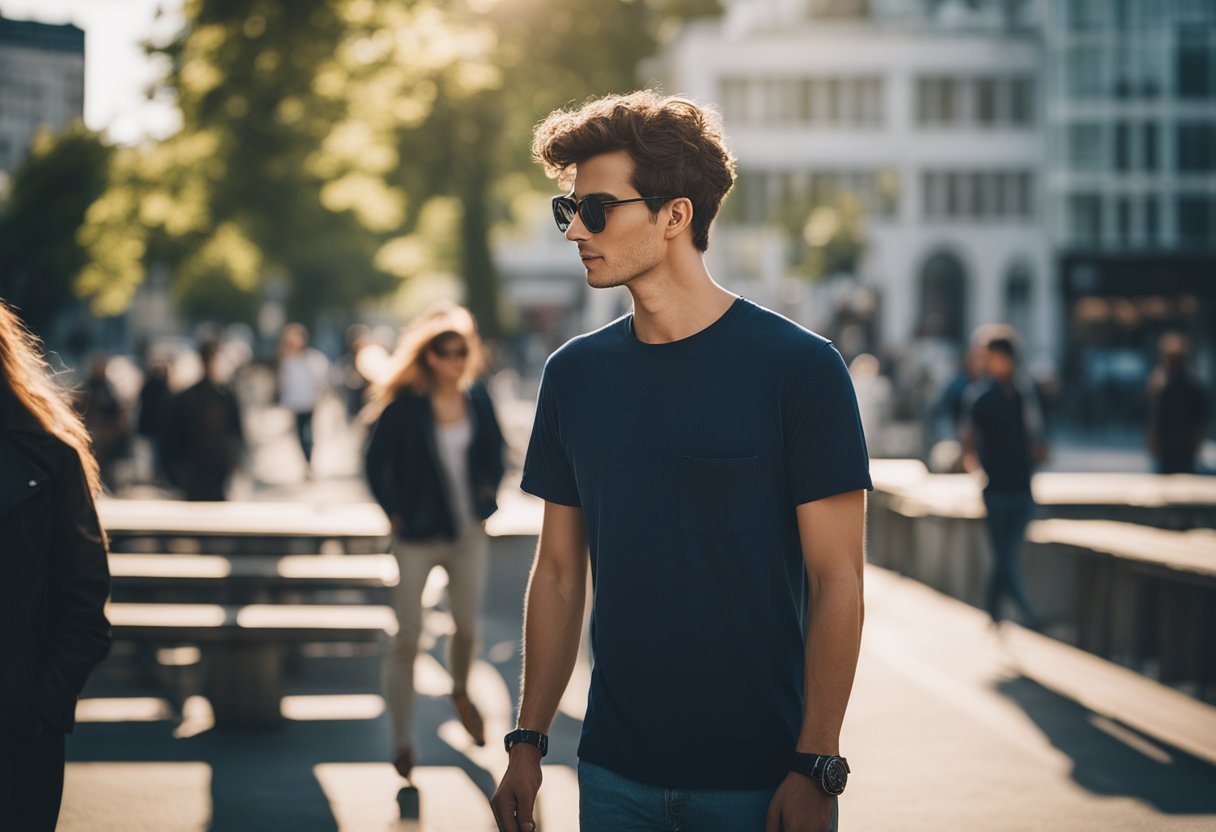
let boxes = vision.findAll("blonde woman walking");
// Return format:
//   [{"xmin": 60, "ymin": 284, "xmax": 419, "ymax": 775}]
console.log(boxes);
[{"xmin": 364, "ymin": 303, "xmax": 505, "ymax": 779}]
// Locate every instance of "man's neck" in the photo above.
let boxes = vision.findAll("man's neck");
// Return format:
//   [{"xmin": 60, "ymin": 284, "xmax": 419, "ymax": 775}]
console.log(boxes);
[{"xmin": 626, "ymin": 254, "xmax": 736, "ymax": 345}]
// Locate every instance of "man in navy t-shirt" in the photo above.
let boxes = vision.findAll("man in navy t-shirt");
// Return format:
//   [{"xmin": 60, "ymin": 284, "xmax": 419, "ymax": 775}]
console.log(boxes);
[{"xmin": 491, "ymin": 91, "xmax": 871, "ymax": 832}]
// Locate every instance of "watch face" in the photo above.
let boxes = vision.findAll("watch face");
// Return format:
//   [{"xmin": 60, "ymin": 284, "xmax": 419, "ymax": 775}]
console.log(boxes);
[{"xmin": 823, "ymin": 758, "xmax": 848, "ymax": 795}]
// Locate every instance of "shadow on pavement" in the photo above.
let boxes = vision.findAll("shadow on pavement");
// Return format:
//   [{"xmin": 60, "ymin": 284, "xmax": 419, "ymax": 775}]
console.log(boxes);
[
  {"xmin": 995, "ymin": 676, "xmax": 1216, "ymax": 814},
  {"xmin": 67, "ymin": 689, "xmax": 508, "ymax": 831}
]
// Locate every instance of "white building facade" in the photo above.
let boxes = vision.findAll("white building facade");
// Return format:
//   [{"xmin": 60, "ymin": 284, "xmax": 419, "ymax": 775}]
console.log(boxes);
[
  {"xmin": 645, "ymin": 0, "xmax": 1054, "ymax": 374},
  {"xmin": 0, "ymin": 15, "xmax": 85, "ymax": 178}
]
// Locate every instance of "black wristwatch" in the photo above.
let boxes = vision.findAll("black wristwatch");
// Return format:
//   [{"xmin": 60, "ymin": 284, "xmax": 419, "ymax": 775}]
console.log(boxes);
[
  {"xmin": 790, "ymin": 753, "xmax": 849, "ymax": 796},
  {"xmin": 504, "ymin": 728, "xmax": 549, "ymax": 757}
]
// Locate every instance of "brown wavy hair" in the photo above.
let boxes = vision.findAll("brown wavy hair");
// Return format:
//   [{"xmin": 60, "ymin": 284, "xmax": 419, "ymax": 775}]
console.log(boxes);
[
  {"xmin": 0, "ymin": 299, "xmax": 102, "ymax": 494},
  {"xmin": 362, "ymin": 302, "xmax": 486, "ymax": 423},
  {"xmin": 531, "ymin": 90, "xmax": 737, "ymax": 251}
]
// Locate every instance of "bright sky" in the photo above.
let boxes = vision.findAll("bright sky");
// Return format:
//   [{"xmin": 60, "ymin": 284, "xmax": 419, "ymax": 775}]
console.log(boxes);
[{"xmin": 0, "ymin": 0, "xmax": 185, "ymax": 144}]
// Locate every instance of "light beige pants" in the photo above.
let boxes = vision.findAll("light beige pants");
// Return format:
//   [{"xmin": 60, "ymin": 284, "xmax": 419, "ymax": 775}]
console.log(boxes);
[{"xmin": 383, "ymin": 523, "xmax": 489, "ymax": 747}]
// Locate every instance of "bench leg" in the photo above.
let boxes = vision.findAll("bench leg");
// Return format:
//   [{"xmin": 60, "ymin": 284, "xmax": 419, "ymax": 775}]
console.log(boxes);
[{"xmin": 203, "ymin": 643, "xmax": 284, "ymax": 730}]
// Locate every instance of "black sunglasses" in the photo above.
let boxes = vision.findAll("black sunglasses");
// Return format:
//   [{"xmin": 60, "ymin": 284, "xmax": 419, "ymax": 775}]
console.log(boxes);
[{"xmin": 551, "ymin": 193, "xmax": 680, "ymax": 234}]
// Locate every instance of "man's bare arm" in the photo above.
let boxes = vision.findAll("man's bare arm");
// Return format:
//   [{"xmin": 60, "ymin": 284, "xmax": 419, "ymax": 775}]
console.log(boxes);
[
  {"xmin": 492, "ymin": 500, "xmax": 587, "ymax": 832},
  {"xmin": 765, "ymin": 489, "xmax": 866, "ymax": 832},
  {"xmin": 517, "ymin": 500, "xmax": 588, "ymax": 732},
  {"xmin": 795, "ymin": 488, "xmax": 866, "ymax": 755}
]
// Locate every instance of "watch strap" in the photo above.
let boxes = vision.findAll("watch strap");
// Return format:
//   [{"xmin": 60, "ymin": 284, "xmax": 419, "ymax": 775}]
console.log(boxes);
[
  {"xmin": 504, "ymin": 728, "xmax": 549, "ymax": 757},
  {"xmin": 790, "ymin": 752, "xmax": 849, "ymax": 795}
]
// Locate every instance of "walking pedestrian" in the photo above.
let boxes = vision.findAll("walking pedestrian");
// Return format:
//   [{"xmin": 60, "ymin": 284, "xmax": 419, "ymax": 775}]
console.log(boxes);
[
  {"xmin": 338, "ymin": 323, "xmax": 372, "ymax": 422},
  {"xmin": 0, "ymin": 300, "xmax": 112, "ymax": 831},
  {"xmin": 77, "ymin": 351, "xmax": 128, "ymax": 490},
  {"xmin": 363, "ymin": 303, "xmax": 506, "ymax": 781},
  {"xmin": 135, "ymin": 357, "xmax": 170, "ymax": 483},
  {"xmin": 277, "ymin": 323, "xmax": 327, "ymax": 476},
  {"xmin": 1147, "ymin": 333, "xmax": 1209, "ymax": 474},
  {"xmin": 160, "ymin": 338, "xmax": 245, "ymax": 501},
  {"xmin": 491, "ymin": 91, "xmax": 871, "ymax": 832},
  {"xmin": 961, "ymin": 328, "xmax": 1047, "ymax": 629}
]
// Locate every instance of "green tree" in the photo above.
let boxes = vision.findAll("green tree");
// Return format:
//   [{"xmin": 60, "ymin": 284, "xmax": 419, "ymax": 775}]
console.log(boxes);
[
  {"xmin": 77, "ymin": 0, "xmax": 724, "ymax": 332},
  {"xmin": 0, "ymin": 125, "xmax": 112, "ymax": 335}
]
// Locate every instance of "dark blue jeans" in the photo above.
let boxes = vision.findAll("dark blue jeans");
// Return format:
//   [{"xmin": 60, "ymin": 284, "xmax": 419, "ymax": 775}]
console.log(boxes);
[
  {"xmin": 982, "ymin": 490, "xmax": 1038, "ymax": 625},
  {"xmin": 578, "ymin": 760, "xmax": 839, "ymax": 832}
]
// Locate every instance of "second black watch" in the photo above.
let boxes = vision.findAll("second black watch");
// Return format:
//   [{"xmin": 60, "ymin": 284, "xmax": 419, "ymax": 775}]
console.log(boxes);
[
  {"xmin": 504, "ymin": 728, "xmax": 549, "ymax": 757},
  {"xmin": 790, "ymin": 753, "xmax": 849, "ymax": 796}
]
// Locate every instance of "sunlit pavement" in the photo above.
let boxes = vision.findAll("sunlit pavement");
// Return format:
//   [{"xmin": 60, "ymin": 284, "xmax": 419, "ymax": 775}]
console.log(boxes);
[
  {"xmin": 64, "ymin": 531, "xmax": 1216, "ymax": 831},
  {"xmin": 69, "ymin": 399, "xmax": 1216, "ymax": 830}
]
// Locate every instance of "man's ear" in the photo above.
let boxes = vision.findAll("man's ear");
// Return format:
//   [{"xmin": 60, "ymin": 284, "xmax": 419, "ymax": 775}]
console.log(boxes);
[{"xmin": 664, "ymin": 198, "xmax": 694, "ymax": 240}]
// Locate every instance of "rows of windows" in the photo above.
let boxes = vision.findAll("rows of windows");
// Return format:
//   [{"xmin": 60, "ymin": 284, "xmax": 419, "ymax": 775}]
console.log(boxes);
[
  {"xmin": 723, "ymin": 168, "xmax": 900, "ymax": 225},
  {"xmin": 1059, "ymin": 121, "xmax": 1216, "ymax": 173},
  {"xmin": 915, "ymin": 76, "xmax": 1035, "ymax": 128},
  {"xmin": 1059, "ymin": 36, "xmax": 1215, "ymax": 100},
  {"xmin": 1058, "ymin": 0, "xmax": 1216, "ymax": 33},
  {"xmin": 1068, "ymin": 193, "xmax": 1216, "ymax": 247},
  {"xmin": 0, "ymin": 78, "xmax": 44, "ymax": 122},
  {"xmin": 922, "ymin": 170, "xmax": 1036, "ymax": 221},
  {"xmin": 719, "ymin": 77, "xmax": 884, "ymax": 127}
]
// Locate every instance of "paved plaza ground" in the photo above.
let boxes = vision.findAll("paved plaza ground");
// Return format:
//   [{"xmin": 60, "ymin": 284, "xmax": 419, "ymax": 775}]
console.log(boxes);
[{"xmin": 65, "ymin": 393, "xmax": 1216, "ymax": 830}]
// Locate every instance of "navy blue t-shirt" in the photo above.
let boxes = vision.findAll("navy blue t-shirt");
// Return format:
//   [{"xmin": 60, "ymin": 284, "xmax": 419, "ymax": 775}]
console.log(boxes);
[{"xmin": 520, "ymin": 296, "xmax": 872, "ymax": 790}]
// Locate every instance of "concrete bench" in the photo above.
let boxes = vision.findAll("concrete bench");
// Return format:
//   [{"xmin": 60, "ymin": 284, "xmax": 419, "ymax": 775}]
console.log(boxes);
[
  {"xmin": 98, "ymin": 499, "xmax": 391, "ymax": 554},
  {"xmin": 107, "ymin": 602, "xmax": 398, "ymax": 729},
  {"xmin": 868, "ymin": 461, "xmax": 1216, "ymax": 532},
  {"xmin": 107, "ymin": 553, "xmax": 398, "ymax": 603},
  {"xmin": 1026, "ymin": 520, "xmax": 1216, "ymax": 698}
]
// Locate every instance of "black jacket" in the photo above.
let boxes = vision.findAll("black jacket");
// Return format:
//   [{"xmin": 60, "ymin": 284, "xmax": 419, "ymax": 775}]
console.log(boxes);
[
  {"xmin": 0, "ymin": 407, "xmax": 112, "ymax": 737},
  {"xmin": 365, "ymin": 382, "xmax": 505, "ymax": 541},
  {"xmin": 159, "ymin": 377, "xmax": 245, "ymax": 498}
]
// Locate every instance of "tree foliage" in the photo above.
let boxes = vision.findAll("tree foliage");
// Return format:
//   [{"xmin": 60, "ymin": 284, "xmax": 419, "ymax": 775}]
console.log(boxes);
[
  {"xmin": 0, "ymin": 125, "xmax": 112, "ymax": 335},
  {"xmin": 76, "ymin": 0, "xmax": 723, "ymax": 332}
]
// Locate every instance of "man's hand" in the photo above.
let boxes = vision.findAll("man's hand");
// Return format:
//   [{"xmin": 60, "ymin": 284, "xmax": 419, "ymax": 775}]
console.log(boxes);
[
  {"xmin": 491, "ymin": 744, "xmax": 543, "ymax": 832},
  {"xmin": 765, "ymin": 773, "xmax": 835, "ymax": 832}
]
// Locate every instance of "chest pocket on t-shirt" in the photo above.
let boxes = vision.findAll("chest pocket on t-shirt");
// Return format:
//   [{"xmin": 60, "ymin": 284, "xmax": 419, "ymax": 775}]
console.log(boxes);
[{"xmin": 679, "ymin": 455, "xmax": 758, "ymax": 536}]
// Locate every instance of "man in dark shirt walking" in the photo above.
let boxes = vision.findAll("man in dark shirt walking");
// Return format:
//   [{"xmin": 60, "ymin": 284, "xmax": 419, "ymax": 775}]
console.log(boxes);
[
  {"xmin": 962, "ymin": 330, "xmax": 1046, "ymax": 629},
  {"xmin": 160, "ymin": 339, "xmax": 245, "ymax": 501},
  {"xmin": 491, "ymin": 91, "xmax": 870, "ymax": 832}
]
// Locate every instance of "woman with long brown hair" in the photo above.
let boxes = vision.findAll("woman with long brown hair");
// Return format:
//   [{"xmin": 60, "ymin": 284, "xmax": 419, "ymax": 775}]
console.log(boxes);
[
  {"xmin": 0, "ymin": 300, "xmax": 112, "ymax": 831},
  {"xmin": 363, "ymin": 302, "xmax": 506, "ymax": 780}
]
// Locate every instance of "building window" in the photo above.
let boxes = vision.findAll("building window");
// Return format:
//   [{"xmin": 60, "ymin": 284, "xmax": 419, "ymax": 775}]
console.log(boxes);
[
  {"xmin": 1067, "ymin": 0, "xmax": 1112, "ymax": 31},
  {"xmin": 1177, "ymin": 122, "xmax": 1216, "ymax": 172},
  {"xmin": 920, "ymin": 169, "xmax": 1034, "ymax": 221},
  {"xmin": 976, "ymin": 77, "xmax": 998, "ymax": 126},
  {"xmin": 918, "ymin": 252, "xmax": 968, "ymax": 345},
  {"xmin": 1176, "ymin": 27, "xmax": 1213, "ymax": 99},
  {"xmin": 1142, "ymin": 122, "xmax": 1158, "ymax": 171},
  {"xmin": 916, "ymin": 77, "xmax": 960, "ymax": 126},
  {"xmin": 1068, "ymin": 123, "xmax": 1104, "ymax": 170},
  {"xmin": 1004, "ymin": 263, "xmax": 1034, "ymax": 341},
  {"xmin": 1008, "ymin": 77, "xmax": 1035, "ymax": 125},
  {"xmin": 1114, "ymin": 122, "xmax": 1131, "ymax": 172},
  {"xmin": 1067, "ymin": 46, "xmax": 1107, "ymax": 98},
  {"xmin": 1069, "ymin": 194, "xmax": 1104, "ymax": 245},
  {"xmin": 1144, "ymin": 195, "xmax": 1159, "ymax": 243},
  {"xmin": 720, "ymin": 79, "xmax": 750, "ymax": 123},
  {"xmin": 1177, "ymin": 195, "xmax": 1212, "ymax": 245},
  {"xmin": 1117, "ymin": 197, "xmax": 1133, "ymax": 244}
]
